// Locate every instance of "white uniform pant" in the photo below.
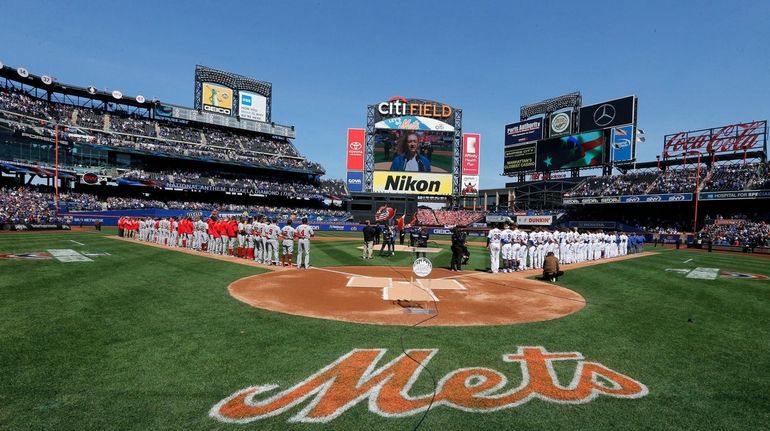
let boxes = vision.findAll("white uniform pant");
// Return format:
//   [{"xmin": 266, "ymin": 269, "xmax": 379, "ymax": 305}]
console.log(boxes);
[
  {"xmin": 297, "ymin": 239, "xmax": 310, "ymax": 268},
  {"xmin": 266, "ymin": 239, "xmax": 279, "ymax": 263},
  {"xmin": 489, "ymin": 242, "xmax": 501, "ymax": 273}
]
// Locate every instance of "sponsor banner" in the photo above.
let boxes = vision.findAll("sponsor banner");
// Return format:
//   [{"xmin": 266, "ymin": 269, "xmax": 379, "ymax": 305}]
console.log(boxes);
[
  {"xmin": 346, "ymin": 171, "xmax": 364, "ymax": 192},
  {"xmin": 460, "ymin": 175, "xmax": 479, "ymax": 196},
  {"xmin": 503, "ymin": 142, "xmax": 537, "ymax": 174},
  {"xmin": 526, "ymin": 172, "xmax": 569, "ymax": 181},
  {"xmin": 201, "ymin": 82, "xmax": 234, "ymax": 115},
  {"xmin": 1, "ymin": 223, "xmax": 70, "ymax": 231},
  {"xmin": 462, "ymin": 133, "xmax": 480, "ymax": 175},
  {"xmin": 373, "ymin": 129, "xmax": 453, "ymax": 174},
  {"xmin": 611, "ymin": 125, "xmax": 634, "ymax": 162},
  {"xmin": 663, "ymin": 120, "xmax": 766, "ymax": 158},
  {"xmin": 536, "ymin": 131, "xmax": 604, "ymax": 171},
  {"xmin": 346, "ymin": 128, "xmax": 365, "ymax": 171},
  {"xmin": 516, "ymin": 215, "xmax": 554, "ymax": 226},
  {"xmin": 238, "ymin": 91, "xmax": 267, "ymax": 122},
  {"xmin": 714, "ymin": 219, "xmax": 744, "ymax": 226},
  {"xmin": 372, "ymin": 172, "xmax": 453, "ymax": 196},
  {"xmin": 374, "ymin": 96, "xmax": 455, "ymax": 127},
  {"xmin": 505, "ymin": 118, "xmax": 543, "ymax": 145},
  {"xmin": 564, "ymin": 194, "xmax": 692, "ymax": 204},
  {"xmin": 699, "ymin": 189, "xmax": 770, "ymax": 201},
  {"xmin": 578, "ymin": 96, "xmax": 636, "ymax": 132},
  {"xmin": 566, "ymin": 221, "xmax": 618, "ymax": 230},
  {"xmin": 549, "ymin": 111, "xmax": 572, "ymax": 137},
  {"xmin": 374, "ymin": 116, "xmax": 454, "ymax": 132}
]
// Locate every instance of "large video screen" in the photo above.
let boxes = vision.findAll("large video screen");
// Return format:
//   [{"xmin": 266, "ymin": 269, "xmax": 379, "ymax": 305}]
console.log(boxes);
[
  {"xmin": 373, "ymin": 129, "xmax": 454, "ymax": 173},
  {"xmin": 535, "ymin": 131, "xmax": 604, "ymax": 171}
]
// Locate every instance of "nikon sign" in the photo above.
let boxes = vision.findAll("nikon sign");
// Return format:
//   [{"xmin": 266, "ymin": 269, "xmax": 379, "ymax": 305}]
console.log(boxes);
[{"xmin": 372, "ymin": 172, "xmax": 453, "ymax": 196}]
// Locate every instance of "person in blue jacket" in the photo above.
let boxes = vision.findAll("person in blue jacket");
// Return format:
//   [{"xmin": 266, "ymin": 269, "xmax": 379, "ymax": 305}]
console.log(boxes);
[{"xmin": 390, "ymin": 132, "xmax": 431, "ymax": 172}]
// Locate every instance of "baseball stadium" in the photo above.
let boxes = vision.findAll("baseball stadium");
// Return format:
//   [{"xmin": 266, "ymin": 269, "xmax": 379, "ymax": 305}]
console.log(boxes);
[{"xmin": 2, "ymin": 5, "xmax": 770, "ymax": 429}]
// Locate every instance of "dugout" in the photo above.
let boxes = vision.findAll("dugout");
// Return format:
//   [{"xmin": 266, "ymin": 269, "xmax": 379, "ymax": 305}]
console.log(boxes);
[{"xmin": 347, "ymin": 193, "xmax": 417, "ymax": 223}]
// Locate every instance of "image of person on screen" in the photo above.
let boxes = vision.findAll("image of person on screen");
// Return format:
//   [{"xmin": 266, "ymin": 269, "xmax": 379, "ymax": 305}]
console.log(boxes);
[{"xmin": 390, "ymin": 132, "xmax": 432, "ymax": 172}]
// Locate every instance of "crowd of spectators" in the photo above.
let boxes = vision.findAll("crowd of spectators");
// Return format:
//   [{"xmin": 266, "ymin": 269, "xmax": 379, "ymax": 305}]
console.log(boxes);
[
  {"xmin": 0, "ymin": 185, "xmax": 351, "ymax": 224},
  {"xmin": 118, "ymin": 169, "xmax": 348, "ymax": 199},
  {"xmin": 567, "ymin": 162, "xmax": 770, "ymax": 197},
  {"xmin": 415, "ymin": 207, "xmax": 485, "ymax": 226},
  {"xmin": 565, "ymin": 172, "xmax": 658, "ymax": 197},
  {"xmin": 0, "ymin": 88, "xmax": 324, "ymax": 173},
  {"xmin": 0, "ymin": 186, "xmax": 64, "ymax": 224},
  {"xmin": 697, "ymin": 220, "xmax": 770, "ymax": 247}
]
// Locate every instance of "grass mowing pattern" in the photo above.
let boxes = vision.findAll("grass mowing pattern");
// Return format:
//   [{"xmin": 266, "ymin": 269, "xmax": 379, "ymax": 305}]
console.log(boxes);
[{"xmin": 1, "ymin": 232, "xmax": 769, "ymax": 430}]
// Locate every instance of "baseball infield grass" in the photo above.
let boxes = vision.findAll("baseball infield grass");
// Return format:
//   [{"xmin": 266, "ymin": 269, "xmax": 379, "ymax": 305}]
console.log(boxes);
[{"xmin": 1, "ymin": 231, "xmax": 769, "ymax": 430}]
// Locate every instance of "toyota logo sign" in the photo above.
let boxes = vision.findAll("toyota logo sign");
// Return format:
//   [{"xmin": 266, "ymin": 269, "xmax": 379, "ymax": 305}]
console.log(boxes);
[{"xmin": 349, "ymin": 142, "xmax": 363, "ymax": 151}]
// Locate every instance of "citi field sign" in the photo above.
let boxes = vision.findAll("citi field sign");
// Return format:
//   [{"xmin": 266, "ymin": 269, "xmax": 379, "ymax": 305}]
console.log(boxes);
[
  {"xmin": 210, "ymin": 346, "xmax": 648, "ymax": 424},
  {"xmin": 377, "ymin": 96, "xmax": 453, "ymax": 119}
]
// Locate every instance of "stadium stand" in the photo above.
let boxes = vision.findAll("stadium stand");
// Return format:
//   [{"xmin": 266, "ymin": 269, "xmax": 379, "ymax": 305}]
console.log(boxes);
[{"xmin": 697, "ymin": 219, "xmax": 770, "ymax": 247}]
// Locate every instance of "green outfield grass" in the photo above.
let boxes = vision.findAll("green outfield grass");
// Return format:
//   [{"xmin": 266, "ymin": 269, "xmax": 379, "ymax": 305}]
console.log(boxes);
[{"xmin": 1, "ymin": 231, "xmax": 769, "ymax": 430}]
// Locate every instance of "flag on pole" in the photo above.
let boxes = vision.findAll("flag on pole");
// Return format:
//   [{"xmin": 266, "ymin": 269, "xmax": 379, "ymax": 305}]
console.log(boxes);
[{"xmin": 635, "ymin": 128, "xmax": 646, "ymax": 144}]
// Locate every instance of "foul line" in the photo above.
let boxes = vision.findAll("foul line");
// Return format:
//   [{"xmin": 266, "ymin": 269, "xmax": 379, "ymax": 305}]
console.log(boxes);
[
  {"xmin": 69, "ymin": 240, "xmax": 85, "ymax": 246},
  {"xmin": 683, "ymin": 258, "xmax": 693, "ymax": 263}
]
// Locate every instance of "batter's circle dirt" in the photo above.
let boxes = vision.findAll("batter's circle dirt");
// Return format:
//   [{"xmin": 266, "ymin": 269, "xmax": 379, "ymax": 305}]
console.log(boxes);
[{"xmin": 228, "ymin": 266, "xmax": 587, "ymax": 327}]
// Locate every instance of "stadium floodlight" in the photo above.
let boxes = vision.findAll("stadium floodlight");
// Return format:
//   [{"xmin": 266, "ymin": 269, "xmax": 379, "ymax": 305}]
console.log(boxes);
[{"xmin": 520, "ymin": 91, "xmax": 582, "ymax": 120}]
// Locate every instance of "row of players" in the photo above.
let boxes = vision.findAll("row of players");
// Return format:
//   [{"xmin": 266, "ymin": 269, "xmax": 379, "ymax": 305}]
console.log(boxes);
[
  {"xmin": 118, "ymin": 215, "xmax": 315, "ymax": 268},
  {"xmin": 485, "ymin": 223, "xmax": 644, "ymax": 273}
]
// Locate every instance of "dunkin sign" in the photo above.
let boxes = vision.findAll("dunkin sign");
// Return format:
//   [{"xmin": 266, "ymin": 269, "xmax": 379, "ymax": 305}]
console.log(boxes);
[{"xmin": 210, "ymin": 346, "xmax": 647, "ymax": 424}]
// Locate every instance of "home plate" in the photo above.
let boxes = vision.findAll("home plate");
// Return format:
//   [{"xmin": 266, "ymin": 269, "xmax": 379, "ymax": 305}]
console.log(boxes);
[
  {"xmin": 383, "ymin": 281, "xmax": 438, "ymax": 302},
  {"xmin": 347, "ymin": 277, "xmax": 392, "ymax": 288}
]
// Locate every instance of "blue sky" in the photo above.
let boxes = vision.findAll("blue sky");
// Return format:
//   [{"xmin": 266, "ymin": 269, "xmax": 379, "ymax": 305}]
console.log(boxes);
[{"xmin": 2, "ymin": 0, "xmax": 768, "ymax": 188}]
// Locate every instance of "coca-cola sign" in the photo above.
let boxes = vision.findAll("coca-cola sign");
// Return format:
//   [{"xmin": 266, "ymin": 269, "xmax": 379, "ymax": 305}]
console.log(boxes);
[{"xmin": 663, "ymin": 121, "xmax": 766, "ymax": 158}]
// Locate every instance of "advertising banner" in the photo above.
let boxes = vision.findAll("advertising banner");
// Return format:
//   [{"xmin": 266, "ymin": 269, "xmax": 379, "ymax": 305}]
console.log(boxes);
[
  {"xmin": 373, "ymin": 96, "xmax": 455, "ymax": 128},
  {"xmin": 662, "ymin": 121, "xmax": 766, "ymax": 158},
  {"xmin": 611, "ymin": 125, "xmax": 634, "ymax": 162},
  {"xmin": 536, "ymin": 131, "xmax": 604, "ymax": 171},
  {"xmin": 578, "ymin": 96, "xmax": 635, "ymax": 132},
  {"xmin": 372, "ymin": 172, "xmax": 453, "ymax": 196},
  {"xmin": 346, "ymin": 171, "xmax": 364, "ymax": 193},
  {"xmin": 699, "ymin": 190, "xmax": 770, "ymax": 200},
  {"xmin": 201, "ymin": 82, "xmax": 234, "ymax": 115},
  {"xmin": 238, "ymin": 91, "xmax": 267, "ymax": 122},
  {"xmin": 525, "ymin": 172, "xmax": 569, "ymax": 181},
  {"xmin": 462, "ymin": 133, "xmax": 480, "ymax": 175},
  {"xmin": 563, "ymin": 193, "xmax": 693, "ymax": 204},
  {"xmin": 516, "ymin": 215, "xmax": 554, "ymax": 226},
  {"xmin": 460, "ymin": 175, "xmax": 479, "ymax": 196},
  {"xmin": 503, "ymin": 142, "xmax": 537, "ymax": 174},
  {"xmin": 346, "ymin": 128, "xmax": 365, "ymax": 171},
  {"xmin": 504, "ymin": 118, "xmax": 543, "ymax": 146}
]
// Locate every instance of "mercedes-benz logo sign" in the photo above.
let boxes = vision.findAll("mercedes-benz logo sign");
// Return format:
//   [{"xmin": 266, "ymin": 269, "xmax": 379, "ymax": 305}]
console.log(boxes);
[{"xmin": 593, "ymin": 104, "xmax": 616, "ymax": 126}]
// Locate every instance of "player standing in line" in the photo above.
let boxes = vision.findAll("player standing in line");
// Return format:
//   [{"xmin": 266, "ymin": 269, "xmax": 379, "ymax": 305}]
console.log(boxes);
[
  {"xmin": 619, "ymin": 232, "xmax": 628, "ymax": 256},
  {"xmin": 516, "ymin": 230, "xmax": 528, "ymax": 270},
  {"xmin": 207, "ymin": 215, "xmax": 219, "ymax": 254},
  {"xmin": 280, "ymin": 219, "xmax": 296, "ymax": 267},
  {"xmin": 237, "ymin": 217, "xmax": 247, "ymax": 258},
  {"xmin": 500, "ymin": 223, "xmax": 514, "ymax": 273},
  {"xmin": 294, "ymin": 217, "xmax": 314, "ymax": 268},
  {"xmin": 244, "ymin": 217, "xmax": 254, "ymax": 259},
  {"xmin": 511, "ymin": 226, "xmax": 522, "ymax": 271},
  {"xmin": 170, "ymin": 217, "xmax": 179, "ymax": 248},
  {"xmin": 265, "ymin": 218, "xmax": 280, "ymax": 265},
  {"xmin": 227, "ymin": 217, "xmax": 238, "ymax": 256},
  {"xmin": 253, "ymin": 216, "xmax": 264, "ymax": 263},
  {"xmin": 535, "ymin": 230, "xmax": 546, "ymax": 269},
  {"xmin": 487, "ymin": 223, "xmax": 502, "ymax": 274}
]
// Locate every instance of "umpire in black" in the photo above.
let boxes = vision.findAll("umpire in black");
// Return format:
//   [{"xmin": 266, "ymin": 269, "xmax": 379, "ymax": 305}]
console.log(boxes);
[{"xmin": 450, "ymin": 226, "xmax": 467, "ymax": 271}]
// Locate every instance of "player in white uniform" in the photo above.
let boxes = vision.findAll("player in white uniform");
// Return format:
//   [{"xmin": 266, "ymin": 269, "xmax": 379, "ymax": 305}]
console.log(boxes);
[
  {"xmin": 517, "ymin": 231, "xmax": 529, "ymax": 270},
  {"xmin": 264, "ymin": 219, "xmax": 280, "ymax": 265},
  {"xmin": 294, "ymin": 217, "xmax": 314, "ymax": 269},
  {"xmin": 500, "ymin": 223, "xmax": 514, "ymax": 273},
  {"xmin": 619, "ymin": 232, "xmax": 628, "ymax": 256},
  {"xmin": 237, "ymin": 218, "xmax": 247, "ymax": 258},
  {"xmin": 280, "ymin": 220, "xmax": 296, "ymax": 267},
  {"xmin": 244, "ymin": 218, "xmax": 254, "ymax": 259},
  {"xmin": 510, "ymin": 227, "xmax": 522, "ymax": 271},
  {"xmin": 487, "ymin": 223, "xmax": 502, "ymax": 273}
]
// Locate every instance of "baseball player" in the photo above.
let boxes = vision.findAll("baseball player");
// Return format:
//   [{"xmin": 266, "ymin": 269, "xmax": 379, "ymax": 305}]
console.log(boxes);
[
  {"xmin": 280, "ymin": 220, "xmax": 296, "ymax": 267},
  {"xmin": 264, "ymin": 218, "xmax": 280, "ymax": 265},
  {"xmin": 487, "ymin": 223, "xmax": 502, "ymax": 273},
  {"xmin": 500, "ymin": 223, "xmax": 514, "ymax": 273},
  {"xmin": 294, "ymin": 217, "xmax": 314, "ymax": 269}
]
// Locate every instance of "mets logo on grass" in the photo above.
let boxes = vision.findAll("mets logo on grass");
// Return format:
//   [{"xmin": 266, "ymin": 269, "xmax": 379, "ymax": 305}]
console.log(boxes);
[{"xmin": 210, "ymin": 346, "xmax": 648, "ymax": 424}]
